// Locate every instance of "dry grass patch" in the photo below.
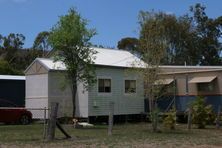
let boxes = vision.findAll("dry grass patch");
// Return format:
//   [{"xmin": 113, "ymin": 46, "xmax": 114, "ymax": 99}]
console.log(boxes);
[{"xmin": 0, "ymin": 122, "xmax": 222, "ymax": 147}]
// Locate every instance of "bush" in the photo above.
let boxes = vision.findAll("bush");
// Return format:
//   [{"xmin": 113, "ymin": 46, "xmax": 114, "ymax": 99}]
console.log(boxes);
[
  {"xmin": 163, "ymin": 108, "xmax": 176, "ymax": 130},
  {"xmin": 191, "ymin": 96, "xmax": 215, "ymax": 129},
  {"xmin": 0, "ymin": 60, "xmax": 22, "ymax": 75}
]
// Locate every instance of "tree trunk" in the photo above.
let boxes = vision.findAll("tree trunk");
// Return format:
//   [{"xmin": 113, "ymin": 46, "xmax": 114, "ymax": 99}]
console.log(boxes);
[
  {"xmin": 148, "ymin": 94, "xmax": 153, "ymax": 114},
  {"xmin": 72, "ymin": 82, "xmax": 77, "ymax": 118},
  {"xmin": 149, "ymin": 94, "xmax": 158, "ymax": 132},
  {"xmin": 152, "ymin": 102, "xmax": 158, "ymax": 132}
]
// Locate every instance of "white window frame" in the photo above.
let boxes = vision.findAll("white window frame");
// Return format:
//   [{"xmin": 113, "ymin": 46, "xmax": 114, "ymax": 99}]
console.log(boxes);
[
  {"xmin": 124, "ymin": 79, "xmax": 137, "ymax": 95},
  {"xmin": 97, "ymin": 76, "xmax": 112, "ymax": 96}
]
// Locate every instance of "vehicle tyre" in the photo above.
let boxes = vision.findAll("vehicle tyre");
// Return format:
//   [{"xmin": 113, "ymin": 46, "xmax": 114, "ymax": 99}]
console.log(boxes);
[{"xmin": 20, "ymin": 115, "xmax": 31, "ymax": 125}]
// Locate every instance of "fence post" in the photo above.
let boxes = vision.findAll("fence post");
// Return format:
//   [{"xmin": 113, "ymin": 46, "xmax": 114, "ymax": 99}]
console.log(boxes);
[
  {"xmin": 185, "ymin": 74, "xmax": 192, "ymax": 130},
  {"xmin": 47, "ymin": 102, "xmax": 58, "ymax": 141},
  {"xmin": 108, "ymin": 102, "xmax": 114, "ymax": 136},
  {"xmin": 43, "ymin": 107, "xmax": 47, "ymax": 139},
  {"xmin": 216, "ymin": 105, "xmax": 221, "ymax": 129},
  {"xmin": 187, "ymin": 108, "xmax": 192, "ymax": 130}
]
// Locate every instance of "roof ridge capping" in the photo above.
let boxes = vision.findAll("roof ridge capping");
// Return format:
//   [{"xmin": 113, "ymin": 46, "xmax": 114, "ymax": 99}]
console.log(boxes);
[{"xmin": 90, "ymin": 47, "xmax": 131, "ymax": 53}]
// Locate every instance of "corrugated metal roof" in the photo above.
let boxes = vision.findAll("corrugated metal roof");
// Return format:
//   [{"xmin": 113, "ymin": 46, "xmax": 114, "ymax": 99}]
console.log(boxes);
[
  {"xmin": 37, "ymin": 58, "xmax": 66, "ymax": 70},
  {"xmin": 155, "ymin": 78, "xmax": 174, "ymax": 85},
  {"xmin": 27, "ymin": 47, "xmax": 222, "ymax": 73},
  {"xmin": 35, "ymin": 47, "xmax": 145, "ymax": 70},
  {"xmin": 189, "ymin": 76, "xmax": 217, "ymax": 83},
  {"xmin": 161, "ymin": 69, "xmax": 222, "ymax": 75},
  {"xmin": 93, "ymin": 48, "xmax": 143, "ymax": 67},
  {"xmin": 0, "ymin": 75, "xmax": 25, "ymax": 80},
  {"xmin": 160, "ymin": 65, "xmax": 222, "ymax": 69}
]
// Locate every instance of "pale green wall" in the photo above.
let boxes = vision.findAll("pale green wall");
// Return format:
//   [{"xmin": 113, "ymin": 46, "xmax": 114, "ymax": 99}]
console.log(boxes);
[
  {"xmin": 88, "ymin": 66, "xmax": 144, "ymax": 116},
  {"xmin": 48, "ymin": 72, "xmax": 73, "ymax": 117},
  {"xmin": 48, "ymin": 71, "xmax": 89, "ymax": 118}
]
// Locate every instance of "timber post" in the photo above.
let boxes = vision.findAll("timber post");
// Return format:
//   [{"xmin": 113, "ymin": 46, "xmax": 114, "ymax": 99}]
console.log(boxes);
[
  {"xmin": 47, "ymin": 102, "xmax": 58, "ymax": 141},
  {"xmin": 187, "ymin": 108, "xmax": 192, "ymax": 130},
  {"xmin": 43, "ymin": 107, "xmax": 47, "ymax": 139},
  {"xmin": 108, "ymin": 102, "xmax": 114, "ymax": 136},
  {"xmin": 46, "ymin": 102, "xmax": 72, "ymax": 141},
  {"xmin": 185, "ymin": 74, "xmax": 192, "ymax": 130}
]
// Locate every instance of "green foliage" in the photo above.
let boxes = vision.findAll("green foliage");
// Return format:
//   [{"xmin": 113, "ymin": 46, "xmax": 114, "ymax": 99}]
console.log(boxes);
[
  {"xmin": 135, "ymin": 3, "xmax": 222, "ymax": 66},
  {"xmin": 33, "ymin": 31, "xmax": 51, "ymax": 57},
  {"xmin": 49, "ymin": 7, "xmax": 96, "ymax": 117},
  {"xmin": 139, "ymin": 10, "xmax": 196, "ymax": 65},
  {"xmin": 0, "ymin": 60, "xmax": 22, "ymax": 75},
  {"xmin": 191, "ymin": 96, "xmax": 215, "ymax": 129},
  {"xmin": 163, "ymin": 108, "xmax": 176, "ymax": 130},
  {"xmin": 0, "ymin": 33, "xmax": 25, "ymax": 63},
  {"xmin": 117, "ymin": 37, "xmax": 140, "ymax": 54},
  {"xmin": 190, "ymin": 3, "xmax": 222, "ymax": 65},
  {"xmin": 138, "ymin": 10, "xmax": 168, "ymax": 132},
  {"xmin": 150, "ymin": 107, "xmax": 161, "ymax": 132},
  {"xmin": 13, "ymin": 48, "xmax": 44, "ymax": 72},
  {"xmin": 0, "ymin": 33, "xmax": 46, "ymax": 73},
  {"xmin": 0, "ymin": 34, "xmax": 3, "ymax": 48},
  {"xmin": 139, "ymin": 11, "xmax": 167, "ymax": 66},
  {"xmin": 150, "ymin": 107, "xmax": 160, "ymax": 122}
]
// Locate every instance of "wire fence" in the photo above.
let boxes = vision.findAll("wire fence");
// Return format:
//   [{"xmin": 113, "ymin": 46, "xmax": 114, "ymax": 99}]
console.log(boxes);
[
  {"xmin": 0, "ymin": 107, "xmax": 50, "ymax": 139},
  {"xmin": 27, "ymin": 107, "xmax": 49, "ymax": 119},
  {"xmin": 27, "ymin": 107, "xmax": 49, "ymax": 139},
  {"xmin": 0, "ymin": 107, "xmax": 49, "ymax": 119}
]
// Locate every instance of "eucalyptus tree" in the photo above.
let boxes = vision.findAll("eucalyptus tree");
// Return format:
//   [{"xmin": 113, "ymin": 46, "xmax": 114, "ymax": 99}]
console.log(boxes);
[
  {"xmin": 33, "ymin": 31, "xmax": 51, "ymax": 57},
  {"xmin": 123, "ymin": 3, "xmax": 222, "ymax": 66},
  {"xmin": 117, "ymin": 37, "xmax": 140, "ymax": 54},
  {"xmin": 138, "ymin": 11, "xmax": 168, "ymax": 132},
  {"xmin": 190, "ymin": 3, "xmax": 222, "ymax": 65},
  {"xmin": 2, "ymin": 33, "xmax": 25, "ymax": 63},
  {"xmin": 49, "ymin": 8, "xmax": 97, "ymax": 117}
]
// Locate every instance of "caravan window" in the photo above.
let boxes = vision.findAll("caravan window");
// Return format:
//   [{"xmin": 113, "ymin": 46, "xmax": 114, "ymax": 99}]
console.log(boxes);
[
  {"xmin": 125, "ymin": 80, "xmax": 136, "ymax": 93},
  {"xmin": 98, "ymin": 79, "xmax": 111, "ymax": 93},
  {"xmin": 197, "ymin": 83, "xmax": 214, "ymax": 92}
]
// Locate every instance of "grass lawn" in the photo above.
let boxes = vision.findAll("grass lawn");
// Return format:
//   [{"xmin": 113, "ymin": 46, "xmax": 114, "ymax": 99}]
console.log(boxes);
[{"xmin": 0, "ymin": 122, "xmax": 222, "ymax": 147}]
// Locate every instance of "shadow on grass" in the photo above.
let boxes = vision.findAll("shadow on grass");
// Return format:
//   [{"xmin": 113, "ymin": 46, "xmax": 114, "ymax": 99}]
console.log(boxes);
[{"xmin": 73, "ymin": 126, "xmax": 108, "ymax": 130}]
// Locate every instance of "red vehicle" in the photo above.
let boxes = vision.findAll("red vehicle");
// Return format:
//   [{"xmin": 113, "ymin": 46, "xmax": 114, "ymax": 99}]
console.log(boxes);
[{"xmin": 0, "ymin": 99, "xmax": 32, "ymax": 125}]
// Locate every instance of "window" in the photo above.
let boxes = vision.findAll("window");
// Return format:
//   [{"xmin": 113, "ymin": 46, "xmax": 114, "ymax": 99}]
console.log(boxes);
[
  {"xmin": 98, "ymin": 79, "xmax": 111, "ymax": 93},
  {"xmin": 125, "ymin": 80, "xmax": 136, "ymax": 93},
  {"xmin": 197, "ymin": 83, "xmax": 214, "ymax": 92}
]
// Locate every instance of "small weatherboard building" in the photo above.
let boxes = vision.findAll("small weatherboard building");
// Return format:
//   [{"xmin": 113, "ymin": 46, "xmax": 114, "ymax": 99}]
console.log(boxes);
[{"xmin": 25, "ymin": 47, "xmax": 145, "ymax": 119}]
